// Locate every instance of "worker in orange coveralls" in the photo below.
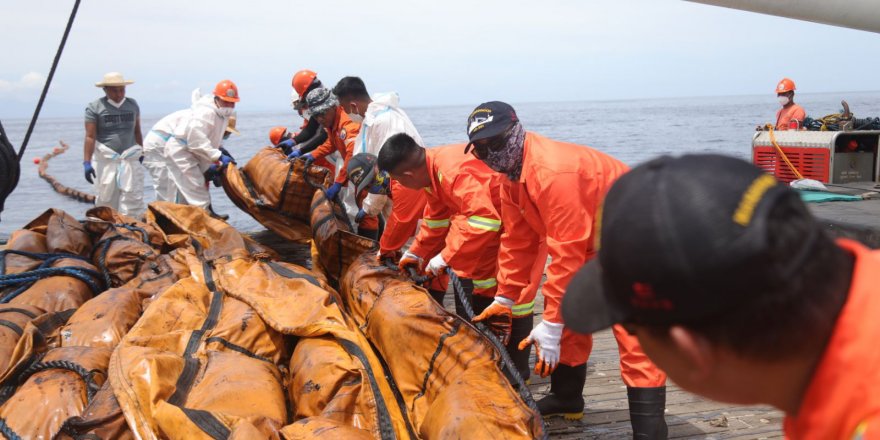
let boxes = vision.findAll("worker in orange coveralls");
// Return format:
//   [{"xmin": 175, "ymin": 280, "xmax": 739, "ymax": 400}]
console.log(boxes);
[
  {"xmin": 464, "ymin": 101, "xmax": 667, "ymax": 436},
  {"xmin": 562, "ymin": 154, "xmax": 880, "ymax": 440},
  {"xmin": 775, "ymin": 78, "xmax": 806, "ymax": 131},
  {"xmin": 344, "ymin": 152, "xmax": 451, "ymax": 301},
  {"xmin": 294, "ymin": 87, "xmax": 378, "ymax": 240},
  {"xmin": 377, "ymin": 134, "xmax": 538, "ymax": 380}
]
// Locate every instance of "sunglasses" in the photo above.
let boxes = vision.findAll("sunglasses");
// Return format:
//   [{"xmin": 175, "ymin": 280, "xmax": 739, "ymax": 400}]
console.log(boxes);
[{"xmin": 465, "ymin": 127, "xmax": 512, "ymax": 159}]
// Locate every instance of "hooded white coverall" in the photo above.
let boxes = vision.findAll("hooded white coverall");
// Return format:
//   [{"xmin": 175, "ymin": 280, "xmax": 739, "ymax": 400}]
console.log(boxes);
[
  {"xmin": 143, "ymin": 109, "xmax": 189, "ymax": 202},
  {"xmin": 164, "ymin": 90, "xmax": 229, "ymax": 209},
  {"xmin": 350, "ymin": 92, "xmax": 425, "ymax": 218}
]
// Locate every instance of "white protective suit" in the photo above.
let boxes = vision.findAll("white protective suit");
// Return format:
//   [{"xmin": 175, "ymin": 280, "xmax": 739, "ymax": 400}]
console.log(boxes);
[
  {"xmin": 142, "ymin": 109, "xmax": 189, "ymax": 202},
  {"xmin": 164, "ymin": 90, "xmax": 229, "ymax": 209},
  {"xmin": 93, "ymin": 143, "xmax": 145, "ymax": 217},
  {"xmin": 349, "ymin": 92, "xmax": 425, "ymax": 218}
]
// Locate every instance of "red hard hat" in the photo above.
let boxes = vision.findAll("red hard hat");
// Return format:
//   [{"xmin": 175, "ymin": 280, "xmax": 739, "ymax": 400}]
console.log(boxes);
[
  {"xmin": 776, "ymin": 78, "xmax": 796, "ymax": 94},
  {"xmin": 214, "ymin": 79, "xmax": 241, "ymax": 103},
  {"xmin": 269, "ymin": 126, "xmax": 289, "ymax": 146},
  {"xmin": 291, "ymin": 70, "xmax": 317, "ymax": 98}
]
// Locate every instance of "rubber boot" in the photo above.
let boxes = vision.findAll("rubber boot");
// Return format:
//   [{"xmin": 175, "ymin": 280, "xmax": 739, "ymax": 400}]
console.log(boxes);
[
  {"xmin": 507, "ymin": 314, "xmax": 534, "ymax": 383},
  {"xmin": 627, "ymin": 386, "xmax": 668, "ymax": 439},
  {"xmin": 357, "ymin": 227, "xmax": 378, "ymax": 241},
  {"xmin": 207, "ymin": 205, "xmax": 229, "ymax": 221},
  {"xmin": 537, "ymin": 363, "xmax": 586, "ymax": 420}
]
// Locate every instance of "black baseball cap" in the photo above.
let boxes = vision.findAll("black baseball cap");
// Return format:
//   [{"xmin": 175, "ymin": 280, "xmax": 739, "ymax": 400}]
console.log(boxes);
[
  {"xmin": 562, "ymin": 154, "xmax": 820, "ymax": 334},
  {"xmin": 465, "ymin": 101, "xmax": 519, "ymax": 154},
  {"xmin": 347, "ymin": 153, "xmax": 378, "ymax": 196}
]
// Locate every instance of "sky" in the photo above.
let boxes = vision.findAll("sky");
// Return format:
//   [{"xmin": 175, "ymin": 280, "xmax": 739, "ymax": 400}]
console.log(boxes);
[{"xmin": 2, "ymin": 0, "xmax": 880, "ymax": 120}]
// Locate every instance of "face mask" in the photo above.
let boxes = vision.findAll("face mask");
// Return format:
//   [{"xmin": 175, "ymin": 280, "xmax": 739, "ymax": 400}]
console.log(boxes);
[
  {"xmin": 778, "ymin": 96, "xmax": 790, "ymax": 106},
  {"xmin": 481, "ymin": 122, "xmax": 526, "ymax": 181},
  {"xmin": 107, "ymin": 97, "xmax": 126, "ymax": 108},
  {"xmin": 302, "ymin": 109, "xmax": 312, "ymax": 120},
  {"xmin": 215, "ymin": 106, "xmax": 235, "ymax": 118},
  {"xmin": 348, "ymin": 112, "xmax": 364, "ymax": 124}
]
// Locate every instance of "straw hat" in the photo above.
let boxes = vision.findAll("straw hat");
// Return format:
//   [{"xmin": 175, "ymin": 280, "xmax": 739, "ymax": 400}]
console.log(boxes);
[
  {"xmin": 95, "ymin": 72, "xmax": 134, "ymax": 87},
  {"xmin": 225, "ymin": 116, "xmax": 241, "ymax": 135}
]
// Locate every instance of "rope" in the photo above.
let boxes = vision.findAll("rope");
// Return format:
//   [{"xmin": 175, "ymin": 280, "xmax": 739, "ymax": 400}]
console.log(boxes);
[
  {"xmin": 16, "ymin": 0, "xmax": 81, "ymax": 160},
  {"xmin": 37, "ymin": 140, "xmax": 95, "ymax": 204},
  {"xmin": 0, "ymin": 266, "xmax": 103, "ymax": 303},
  {"xmin": 765, "ymin": 124, "xmax": 804, "ymax": 180},
  {"xmin": 0, "ymin": 249, "xmax": 92, "ymax": 275},
  {"xmin": 446, "ymin": 268, "xmax": 546, "ymax": 437},
  {"xmin": 0, "ymin": 417, "xmax": 22, "ymax": 440},
  {"xmin": 1, "ymin": 359, "xmax": 103, "ymax": 404}
]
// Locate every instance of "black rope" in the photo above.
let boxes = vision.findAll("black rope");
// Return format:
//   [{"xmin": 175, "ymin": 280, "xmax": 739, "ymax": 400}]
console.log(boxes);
[
  {"xmin": 0, "ymin": 359, "xmax": 103, "ymax": 406},
  {"xmin": 0, "ymin": 249, "xmax": 92, "ymax": 276},
  {"xmin": 16, "ymin": 0, "xmax": 81, "ymax": 160},
  {"xmin": 446, "ymin": 268, "xmax": 546, "ymax": 438},
  {"xmin": 0, "ymin": 265, "xmax": 103, "ymax": 303},
  {"xmin": 0, "ymin": 417, "xmax": 22, "ymax": 440}
]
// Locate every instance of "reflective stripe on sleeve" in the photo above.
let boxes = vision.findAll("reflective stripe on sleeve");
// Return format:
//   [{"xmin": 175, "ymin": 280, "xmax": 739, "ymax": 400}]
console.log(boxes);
[
  {"xmin": 472, "ymin": 277, "xmax": 498, "ymax": 290},
  {"xmin": 512, "ymin": 300, "xmax": 535, "ymax": 317},
  {"xmin": 467, "ymin": 215, "xmax": 502, "ymax": 232},
  {"xmin": 424, "ymin": 218, "xmax": 450, "ymax": 229}
]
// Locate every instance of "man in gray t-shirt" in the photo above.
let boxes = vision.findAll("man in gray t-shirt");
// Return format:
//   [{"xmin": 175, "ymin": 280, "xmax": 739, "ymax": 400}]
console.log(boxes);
[{"xmin": 83, "ymin": 72, "xmax": 145, "ymax": 217}]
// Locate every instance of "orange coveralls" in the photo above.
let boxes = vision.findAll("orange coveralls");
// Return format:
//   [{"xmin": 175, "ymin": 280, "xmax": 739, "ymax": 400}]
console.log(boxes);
[
  {"xmin": 378, "ymin": 180, "xmax": 427, "ymax": 255},
  {"xmin": 775, "ymin": 104, "xmax": 806, "ymax": 130},
  {"xmin": 407, "ymin": 145, "xmax": 517, "ymax": 301},
  {"xmin": 309, "ymin": 106, "xmax": 377, "ymax": 230},
  {"xmin": 496, "ymin": 132, "xmax": 666, "ymax": 386},
  {"xmin": 783, "ymin": 239, "xmax": 880, "ymax": 440}
]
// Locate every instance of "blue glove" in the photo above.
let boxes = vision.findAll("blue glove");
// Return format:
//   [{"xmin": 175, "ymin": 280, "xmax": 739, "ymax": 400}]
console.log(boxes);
[
  {"xmin": 300, "ymin": 153, "xmax": 314, "ymax": 166},
  {"xmin": 287, "ymin": 149, "xmax": 303, "ymax": 160},
  {"xmin": 277, "ymin": 138, "xmax": 296, "ymax": 149},
  {"xmin": 325, "ymin": 182, "xmax": 343, "ymax": 201},
  {"xmin": 219, "ymin": 154, "xmax": 234, "ymax": 168},
  {"xmin": 355, "ymin": 209, "xmax": 366, "ymax": 223},
  {"xmin": 83, "ymin": 161, "xmax": 96, "ymax": 184}
]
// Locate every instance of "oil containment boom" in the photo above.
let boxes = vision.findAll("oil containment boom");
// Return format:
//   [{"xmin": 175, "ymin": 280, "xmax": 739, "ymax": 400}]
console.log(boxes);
[{"xmin": 685, "ymin": 0, "xmax": 880, "ymax": 34}]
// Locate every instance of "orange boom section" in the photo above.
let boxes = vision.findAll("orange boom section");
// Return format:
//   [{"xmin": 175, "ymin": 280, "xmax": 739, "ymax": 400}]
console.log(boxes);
[{"xmin": 221, "ymin": 147, "xmax": 333, "ymax": 243}]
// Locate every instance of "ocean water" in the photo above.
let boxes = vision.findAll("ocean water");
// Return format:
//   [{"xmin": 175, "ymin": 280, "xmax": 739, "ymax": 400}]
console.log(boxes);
[{"xmin": 3, "ymin": 91, "xmax": 880, "ymax": 236}]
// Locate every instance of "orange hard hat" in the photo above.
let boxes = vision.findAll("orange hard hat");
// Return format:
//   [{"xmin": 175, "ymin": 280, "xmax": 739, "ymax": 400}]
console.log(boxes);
[
  {"xmin": 269, "ymin": 126, "xmax": 289, "ymax": 145},
  {"xmin": 776, "ymin": 78, "xmax": 796, "ymax": 94},
  {"xmin": 214, "ymin": 79, "xmax": 241, "ymax": 103},
  {"xmin": 292, "ymin": 70, "xmax": 318, "ymax": 98}
]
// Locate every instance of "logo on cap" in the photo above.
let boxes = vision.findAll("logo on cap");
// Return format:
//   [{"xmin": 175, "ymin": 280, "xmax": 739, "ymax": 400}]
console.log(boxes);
[
  {"xmin": 629, "ymin": 282, "xmax": 673, "ymax": 311},
  {"xmin": 226, "ymin": 88, "xmax": 237, "ymax": 98},
  {"xmin": 468, "ymin": 115, "xmax": 493, "ymax": 135}
]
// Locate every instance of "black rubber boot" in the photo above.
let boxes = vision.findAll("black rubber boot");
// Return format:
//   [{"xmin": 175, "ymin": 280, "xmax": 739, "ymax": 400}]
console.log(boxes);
[
  {"xmin": 537, "ymin": 363, "xmax": 586, "ymax": 420},
  {"xmin": 507, "ymin": 314, "xmax": 534, "ymax": 383},
  {"xmin": 207, "ymin": 205, "xmax": 229, "ymax": 221},
  {"xmin": 357, "ymin": 227, "xmax": 378, "ymax": 240},
  {"xmin": 627, "ymin": 386, "xmax": 668, "ymax": 439}
]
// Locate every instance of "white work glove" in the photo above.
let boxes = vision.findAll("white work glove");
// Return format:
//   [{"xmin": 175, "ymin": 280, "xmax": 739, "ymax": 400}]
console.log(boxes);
[
  {"xmin": 518, "ymin": 320, "xmax": 564, "ymax": 378},
  {"xmin": 362, "ymin": 193, "xmax": 388, "ymax": 216},
  {"xmin": 426, "ymin": 253, "xmax": 448, "ymax": 276}
]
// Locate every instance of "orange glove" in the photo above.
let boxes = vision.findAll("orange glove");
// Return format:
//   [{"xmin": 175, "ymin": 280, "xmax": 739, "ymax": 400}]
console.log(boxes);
[
  {"xmin": 398, "ymin": 250, "xmax": 423, "ymax": 276},
  {"xmin": 473, "ymin": 297, "xmax": 514, "ymax": 345},
  {"xmin": 518, "ymin": 320, "xmax": 563, "ymax": 378}
]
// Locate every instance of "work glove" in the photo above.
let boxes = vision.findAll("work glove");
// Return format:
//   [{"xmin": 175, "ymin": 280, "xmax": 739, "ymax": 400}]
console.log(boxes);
[
  {"xmin": 83, "ymin": 161, "xmax": 96, "ymax": 184},
  {"xmin": 425, "ymin": 253, "xmax": 447, "ymax": 277},
  {"xmin": 473, "ymin": 296, "xmax": 514, "ymax": 345},
  {"xmin": 277, "ymin": 138, "xmax": 296, "ymax": 150},
  {"xmin": 204, "ymin": 164, "xmax": 221, "ymax": 185},
  {"xmin": 300, "ymin": 153, "xmax": 315, "ymax": 166},
  {"xmin": 219, "ymin": 147, "xmax": 235, "ymax": 162},
  {"xmin": 219, "ymin": 154, "xmax": 235, "ymax": 168},
  {"xmin": 398, "ymin": 250, "xmax": 423, "ymax": 276},
  {"xmin": 325, "ymin": 182, "xmax": 342, "ymax": 201},
  {"xmin": 355, "ymin": 208, "xmax": 366, "ymax": 223},
  {"xmin": 138, "ymin": 155, "xmax": 144, "ymax": 164},
  {"xmin": 287, "ymin": 148, "xmax": 303, "ymax": 160},
  {"xmin": 518, "ymin": 320, "xmax": 564, "ymax": 378}
]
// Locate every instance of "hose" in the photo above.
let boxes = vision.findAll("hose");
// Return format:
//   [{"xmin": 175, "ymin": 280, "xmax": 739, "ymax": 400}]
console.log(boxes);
[{"xmin": 765, "ymin": 124, "xmax": 805, "ymax": 180}]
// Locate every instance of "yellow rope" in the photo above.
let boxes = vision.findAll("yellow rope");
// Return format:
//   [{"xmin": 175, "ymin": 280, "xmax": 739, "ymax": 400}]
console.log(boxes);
[{"xmin": 765, "ymin": 124, "xmax": 804, "ymax": 180}]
